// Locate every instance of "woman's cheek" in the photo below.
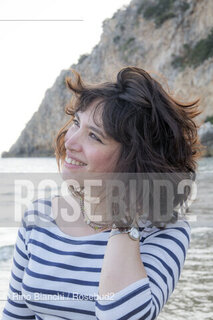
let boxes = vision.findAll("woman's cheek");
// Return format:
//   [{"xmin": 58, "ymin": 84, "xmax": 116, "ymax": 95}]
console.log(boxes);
[
  {"xmin": 92, "ymin": 153, "xmax": 115, "ymax": 171},
  {"xmin": 87, "ymin": 151, "xmax": 102, "ymax": 167}
]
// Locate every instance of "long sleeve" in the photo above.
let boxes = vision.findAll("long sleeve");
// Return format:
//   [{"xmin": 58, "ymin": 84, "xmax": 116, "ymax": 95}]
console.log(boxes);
[
  {"xmin": 1, "ymin": 217, "xmax": 35, "ymax": 320},
  {"xmin": 95, "ymin": 220, "xmax": 191, "ymax": 320}
]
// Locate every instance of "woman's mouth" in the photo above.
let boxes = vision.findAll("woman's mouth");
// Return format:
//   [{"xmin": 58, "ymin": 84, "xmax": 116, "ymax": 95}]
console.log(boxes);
[{"xmin": 64, "ymin": 156, "xmax": 87, "ymax": 168}]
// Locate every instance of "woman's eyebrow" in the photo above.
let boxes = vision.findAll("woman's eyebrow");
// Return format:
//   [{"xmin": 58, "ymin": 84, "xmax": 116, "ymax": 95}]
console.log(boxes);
[
  {"xmin": 75, "ymin": 112, "xmax": 107, "ymax": 139},
  {"xmin": 88, "ymin": 125, "xmax": 107, "ymax": 139}
]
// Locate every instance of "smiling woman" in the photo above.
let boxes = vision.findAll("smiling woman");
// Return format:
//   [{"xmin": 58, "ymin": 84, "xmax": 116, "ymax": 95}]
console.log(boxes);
[
  {"xmin": 55, "ymin": 67, "xmax": 203, "ymax": 228},
  {"xmin": 2, "ymin": 66, "xmax": 204, "ymax": 320}
]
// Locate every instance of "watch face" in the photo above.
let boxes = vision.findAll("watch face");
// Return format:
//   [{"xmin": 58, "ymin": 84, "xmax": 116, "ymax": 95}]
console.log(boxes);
[{"xmin": 129, "ymin": 228, "xmax": 140, "ymax": 240}]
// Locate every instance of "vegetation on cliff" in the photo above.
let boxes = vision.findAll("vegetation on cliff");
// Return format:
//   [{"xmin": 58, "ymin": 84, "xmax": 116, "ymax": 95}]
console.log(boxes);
[
  {"xmin": 172, "ymin": 28, "xmax": 213, "ymax": 70},
  {"xmin": 137, "ymin": 0, "xmax": 189, "ymax": 28}
]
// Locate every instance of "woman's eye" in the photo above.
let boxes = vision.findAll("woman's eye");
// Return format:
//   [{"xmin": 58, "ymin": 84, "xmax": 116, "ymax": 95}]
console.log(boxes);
[
  {"xmin": 73, "ymin": 119, "xmax": 79, "ymax": 126},
  {"xmin": 72, "ymin": 118, "xmax": 102, "ymax": 143},
  {"xmin": 89, "ymin": 132, "xmax": 102, "ymax": 143}
]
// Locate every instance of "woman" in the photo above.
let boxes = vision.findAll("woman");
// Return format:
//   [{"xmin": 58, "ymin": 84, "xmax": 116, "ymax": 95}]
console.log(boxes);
[{"xmin": 2, "ymin": 66, "xmax": 203, "ymax": 319}]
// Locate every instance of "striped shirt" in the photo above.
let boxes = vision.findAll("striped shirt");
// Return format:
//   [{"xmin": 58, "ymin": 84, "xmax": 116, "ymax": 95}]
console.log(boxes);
[{"xmin": 2, "ymin": 196, "xmax": 191, "ymax": 320}]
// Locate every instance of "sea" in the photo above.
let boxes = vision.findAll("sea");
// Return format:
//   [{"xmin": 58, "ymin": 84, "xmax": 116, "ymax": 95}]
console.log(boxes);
[{"xmin": 0, "ymin": 157, "xmax": 212, "ymax": 319}]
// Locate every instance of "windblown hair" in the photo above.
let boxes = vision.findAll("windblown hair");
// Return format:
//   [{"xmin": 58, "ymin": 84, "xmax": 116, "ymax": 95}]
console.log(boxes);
[{"xmin": 54, "ymin": 66, "xmax": 205, "ymax": 227}]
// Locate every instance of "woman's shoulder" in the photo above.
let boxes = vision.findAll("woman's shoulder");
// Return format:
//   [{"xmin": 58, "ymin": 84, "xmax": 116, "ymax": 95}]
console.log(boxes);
[
  {"xmin": 139, "ymin": 217, "xmax": 191, "ymax": 245},
  {"xmin": 22, "ymin": 196, "xmax": 55, "ymax": 229}
]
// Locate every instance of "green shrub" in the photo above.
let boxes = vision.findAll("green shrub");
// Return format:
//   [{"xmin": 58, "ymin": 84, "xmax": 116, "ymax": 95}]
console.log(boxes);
[
  {"xmin": 155, "ymin": 12, "xmax": 176, "ymax": 27},
  {"xmin": 172, "ymin": 29, "xmax": 213, "ymax": 69},
  {"xmin": 120, "ymin": 24, "xmax": 125, "ymax": 32},
  {"xmin": 113, "ymin": 36, "xmax": 121, "ymax": 44},
  {"xmin": 205, "ymin": 115, "xmax": 213, "ymax": 125},
  {"xmin": 122, "ymin": 37, "xmax": 135, "ymax": 51},
  {"xmin": 143, "ymin": 0, "xmax": 174, "ymax": 22},
  {"xmin": 179, "ymin": 1, "xmax": 190, "ymax": 11},
  {"xmin": 137, "ymin": 0, "xmax": 189, "ymax": 28}
]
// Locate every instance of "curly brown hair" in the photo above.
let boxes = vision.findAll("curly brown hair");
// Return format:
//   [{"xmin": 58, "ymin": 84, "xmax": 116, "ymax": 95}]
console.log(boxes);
[{"xmin": 54, "ymin": 66, "xmax": 205, "ymax": 227}]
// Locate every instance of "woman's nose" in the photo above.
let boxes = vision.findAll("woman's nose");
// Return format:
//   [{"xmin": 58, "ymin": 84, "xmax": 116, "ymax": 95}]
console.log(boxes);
[{"xmin": 64, "ymin": 130, "xmax": 83, "ymax": 152}]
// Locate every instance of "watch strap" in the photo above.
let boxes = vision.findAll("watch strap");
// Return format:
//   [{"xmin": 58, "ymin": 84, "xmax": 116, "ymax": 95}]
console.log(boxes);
[{"xmin": 109, "ymin": 226, "xmax": 140, "ymax": 241}]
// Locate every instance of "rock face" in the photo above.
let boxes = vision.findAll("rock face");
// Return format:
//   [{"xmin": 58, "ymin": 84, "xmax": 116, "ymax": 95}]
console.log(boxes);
[
  {"xmin": 2, "ymin": 0, "xmax": 213, "ymax": 157},
  {"xmin": 198, "ymin": 122, "xmax": 213, "ymax": 157}
]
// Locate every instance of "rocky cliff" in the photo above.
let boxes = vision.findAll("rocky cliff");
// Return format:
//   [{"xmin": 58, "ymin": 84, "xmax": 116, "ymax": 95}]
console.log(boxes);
[{"xmin": 2, "ymin": 0, "xmax": 213, "ymax": 157}]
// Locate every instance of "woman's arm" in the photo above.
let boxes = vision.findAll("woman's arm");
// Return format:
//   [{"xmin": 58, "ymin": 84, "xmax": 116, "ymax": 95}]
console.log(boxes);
[
  {"xmin": 95, "ymin": 220, "xmax": 191, "ymax": 320},
  {"xmin": 99, "ymin": 233, "xmax": 146, "ymax": 295}
]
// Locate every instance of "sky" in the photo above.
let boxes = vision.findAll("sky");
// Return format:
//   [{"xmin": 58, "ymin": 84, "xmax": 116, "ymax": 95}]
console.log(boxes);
[{"xmin": 0, "ymin": 0, "xmax": 131, "ymax": 155}]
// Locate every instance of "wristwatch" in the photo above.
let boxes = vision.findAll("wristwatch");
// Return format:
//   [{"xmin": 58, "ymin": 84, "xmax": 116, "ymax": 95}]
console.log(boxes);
[{"xmin": 109, "ymin": 226, "xmax": 140, "ymax": 241}]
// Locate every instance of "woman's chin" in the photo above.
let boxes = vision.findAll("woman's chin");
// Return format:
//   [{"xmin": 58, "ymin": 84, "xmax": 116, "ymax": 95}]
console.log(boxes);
[{"xmin": 61, "ymin": 166, "xmax": 88, "ymax": 186}]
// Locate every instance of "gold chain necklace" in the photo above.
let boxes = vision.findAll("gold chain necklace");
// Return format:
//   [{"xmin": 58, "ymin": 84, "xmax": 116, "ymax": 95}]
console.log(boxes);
[
  {"xmin": 68, "ymin": 185, "xmax": 112, "ymax": 232},
  {"xmin": 79, "ymin": 196, "xmax": 113, "ymax": 232}
]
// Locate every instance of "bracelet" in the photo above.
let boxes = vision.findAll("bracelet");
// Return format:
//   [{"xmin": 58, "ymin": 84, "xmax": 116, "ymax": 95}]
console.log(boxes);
[{"xmin": 109, "ymin": 226, "xmax": 140, "ymax": 241}]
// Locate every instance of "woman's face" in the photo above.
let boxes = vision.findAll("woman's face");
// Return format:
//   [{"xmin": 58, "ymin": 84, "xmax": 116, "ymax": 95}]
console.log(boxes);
[{"xmin": 61, "ymin": 102, "xmax": 121, "ymax": 181}]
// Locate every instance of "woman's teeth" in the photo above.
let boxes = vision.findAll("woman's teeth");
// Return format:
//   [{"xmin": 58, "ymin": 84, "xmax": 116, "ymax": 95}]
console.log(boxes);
[{"xmin": 65, "ymin": 156, "xmax": 86, "ymax": 166}]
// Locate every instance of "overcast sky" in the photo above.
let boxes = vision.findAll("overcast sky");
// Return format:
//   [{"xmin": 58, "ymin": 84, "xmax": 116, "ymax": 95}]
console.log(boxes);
[{"xmin": 0, "ymin": 0, "xmax": 131, "ymax": 155}]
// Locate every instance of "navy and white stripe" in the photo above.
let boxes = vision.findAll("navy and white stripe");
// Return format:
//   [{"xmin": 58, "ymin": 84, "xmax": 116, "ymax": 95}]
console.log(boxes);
[{"xmin": 2, "ymin": 197, "xmax": 191, "ymax": 320}]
